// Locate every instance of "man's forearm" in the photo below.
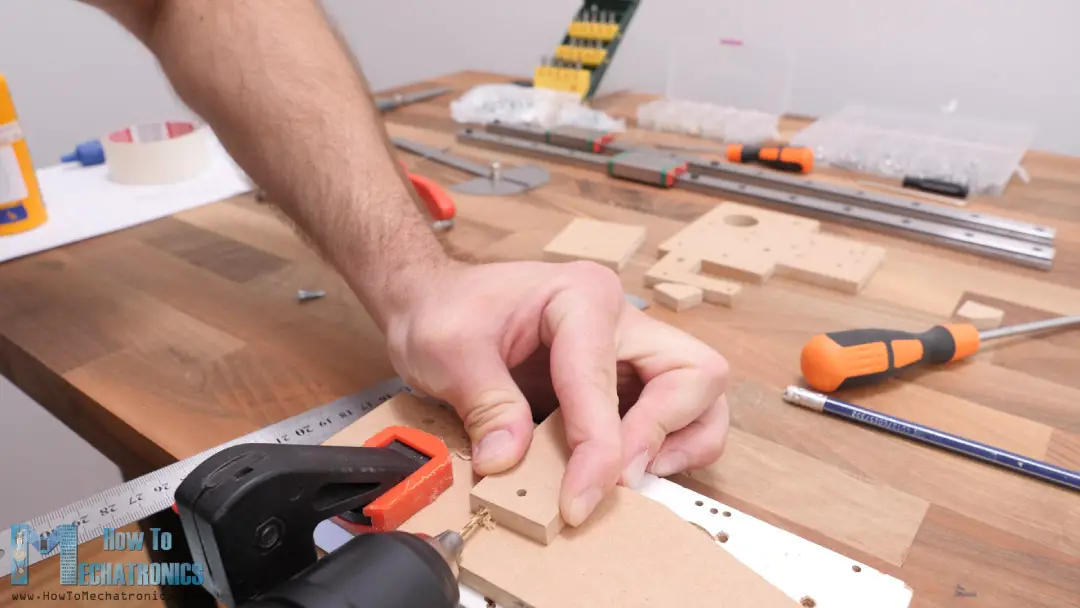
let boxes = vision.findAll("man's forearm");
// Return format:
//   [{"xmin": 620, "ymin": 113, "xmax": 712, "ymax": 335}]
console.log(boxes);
[{"xmin": 86, "ymin": 0, "xmax": 452, "ymax": 328}]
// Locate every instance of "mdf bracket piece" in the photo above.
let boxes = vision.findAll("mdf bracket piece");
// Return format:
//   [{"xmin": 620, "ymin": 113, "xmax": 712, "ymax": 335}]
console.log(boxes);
[
  {"xmin": 312, "ymin": 390, "xmax": 915, "ymax": 608},
  {"xmin": 392, "ymin": 136, "xmax": 549, "ymax": 196}
]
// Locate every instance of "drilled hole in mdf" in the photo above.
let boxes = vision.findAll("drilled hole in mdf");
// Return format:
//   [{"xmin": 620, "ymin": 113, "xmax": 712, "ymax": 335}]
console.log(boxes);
[
  {"xmin": 852, "ymin": 565, "xmax": 862, "ymax": 573},
  {"xmin": 517, "ymin": 489, "xmax": 527, "ymax": 497},
  {"xmin": 722, "ymin": 511, "xmax": 731, "ymax": 517},
  {"xmin": 694, "ymin": 500, "xmax": 704, "ymax": 507},
  {"xmin": 709, "ymin": 507, "xmax": 718, "ymax": 514},
  {"xmin": 724, "ymin": 214, "xmax": 759, "ymax": 227},
  {"xmin": 800, "ymin": 596, "xmax": 816, "ymax": 607},
  {"xmin": 715, "ymin": 531, "xmax": 729, "ymax": 543}
]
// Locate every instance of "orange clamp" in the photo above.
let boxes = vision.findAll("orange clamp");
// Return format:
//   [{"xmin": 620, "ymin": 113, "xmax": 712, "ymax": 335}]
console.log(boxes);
[{"xmin": 334, "ymin": 426, "xmax": 453, "ymax": 534}]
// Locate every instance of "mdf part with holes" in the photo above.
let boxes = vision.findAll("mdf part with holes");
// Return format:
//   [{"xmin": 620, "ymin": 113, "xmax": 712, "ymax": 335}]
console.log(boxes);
[
  {"xmin": 323, "ymin": 393, "xmax": 794, "ymax": 608},
  {"xmin": 542, "ymin": 217, "xmax": 646, "ymax": 271},
  {"xmin": 651, "ymin": 202, "xmax": 886, "ymax": 295},
  {"xmin": 653, "ymin": 282, "xmax": 704, "ymax": 311},
  {"xmin": 469, "ymin": 410, "xmax": 570, "ymax": 545}
]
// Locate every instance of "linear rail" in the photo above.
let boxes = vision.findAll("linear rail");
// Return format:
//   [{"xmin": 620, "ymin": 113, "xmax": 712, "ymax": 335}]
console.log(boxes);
[
  {"xmin": 456, "ymin": 128, "xmax": 1055, "ymax": 270},
  {"xmin": 486, "ymin": 122, "xmax": 1056, "ymax": 246}
]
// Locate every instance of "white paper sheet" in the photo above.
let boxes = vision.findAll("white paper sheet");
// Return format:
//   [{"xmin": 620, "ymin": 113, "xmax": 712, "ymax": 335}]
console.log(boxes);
[{"xmin": 0, "ymin": 133, "xmax": 252, "ymax": 264}]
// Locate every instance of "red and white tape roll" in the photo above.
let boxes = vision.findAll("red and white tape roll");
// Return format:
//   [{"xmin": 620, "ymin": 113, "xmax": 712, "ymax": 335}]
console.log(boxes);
[{"xmin": 102, "ymin": 120, "xmax": 212, "ymax": 185}]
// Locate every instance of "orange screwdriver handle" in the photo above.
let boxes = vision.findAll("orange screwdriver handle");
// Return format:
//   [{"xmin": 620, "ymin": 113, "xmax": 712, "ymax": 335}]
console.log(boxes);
[
  {"xmin": 728, "ymin": 144, "xmax": 814, "ymax": 174},
  {"xmin": 800, "ymin": 324, "xmax": 981, "ymax": 392}
]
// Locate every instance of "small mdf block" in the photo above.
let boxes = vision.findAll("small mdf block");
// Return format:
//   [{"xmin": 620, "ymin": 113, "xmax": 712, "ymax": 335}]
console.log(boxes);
[
  {"xmin": 644, "ymin": 253, "xmax": 742, "ymax": 306},
  {"xmin": 543, "ymin": 218, "xmax": 646, "ymax": 271},
  {"xmin": 651, "ymin": 202, "xmax": 885, "ymax": 296},
  {"xmin": 653, "ymin": 282, "xmax": 704, "ymax": 311},
  {"xmin": 469, "ymin": 411, "xmax": 571, "ymax": 545},
  {"xmin": 954, "ymin": 300, "xmax": 1005, "ymax": 330}
]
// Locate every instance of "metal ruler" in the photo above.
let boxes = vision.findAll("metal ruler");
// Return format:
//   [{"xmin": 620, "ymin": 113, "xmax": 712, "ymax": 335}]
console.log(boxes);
[
  {"xmin": 391, "ymin": 136, "xmax": 550, "ymax": 196},
  {"xmin": 0, "ymin": 376, "xmax": 412, "ymax": 579}
]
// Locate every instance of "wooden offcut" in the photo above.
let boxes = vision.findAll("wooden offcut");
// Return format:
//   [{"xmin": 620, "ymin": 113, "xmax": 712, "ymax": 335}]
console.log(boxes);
[
  {"xmin": 648, "ymin": 202, "xmax": 885, "ymax": 297},
  {"xmin": 543, "ymin": 218, "xmax": 646, "ymax": 271},
  {"xmin": 954, "ymin": 300, "xmax": 1005, "ymax": 330},
  {"xmin": 323, "ymin": 393, "xmax": 794, "ymax": 608},
  {"xmin": 653, "ymin": 282, "xmax": 704, "ymax": 311},
  {"xmin": 468, "ymin": 411, "xmax": 570, "ymax": 545}
]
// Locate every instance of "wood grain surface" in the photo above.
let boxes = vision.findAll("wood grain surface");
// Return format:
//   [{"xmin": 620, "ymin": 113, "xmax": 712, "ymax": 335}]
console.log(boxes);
[{"xmin": 2, "ymin": 71, "xmax": 1079, "ymax": 607}]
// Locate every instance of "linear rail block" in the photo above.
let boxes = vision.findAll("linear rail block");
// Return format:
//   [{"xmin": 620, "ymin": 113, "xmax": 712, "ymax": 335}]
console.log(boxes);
[
  {"xmin": 651, "ymin": 202, "xmax": 885, "ymax": 295},
  {"xmin": 543, "ymin": 218, "xmax": 646, "ymax": 271}
]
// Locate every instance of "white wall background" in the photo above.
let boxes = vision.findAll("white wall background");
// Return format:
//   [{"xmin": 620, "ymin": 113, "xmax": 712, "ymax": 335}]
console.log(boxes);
[
  {"xmin": 0, "ymin": 0, "xmax": 1078, "ymax": 525},
  {"xmin": 1, "ymin": 0, "xmax": 1079, "ymax": 164}
]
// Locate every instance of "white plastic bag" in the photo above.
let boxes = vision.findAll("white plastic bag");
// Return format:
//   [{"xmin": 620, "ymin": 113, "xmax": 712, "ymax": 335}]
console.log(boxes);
[{"xmin": 450, "ymin": 84, "xmax": 626, "ymax": 132}]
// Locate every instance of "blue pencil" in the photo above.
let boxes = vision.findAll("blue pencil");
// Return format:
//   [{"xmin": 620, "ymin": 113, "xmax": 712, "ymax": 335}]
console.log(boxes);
[{"xmin": 783, "ymin": 386, "xmax": 1080, "ymax": 493}]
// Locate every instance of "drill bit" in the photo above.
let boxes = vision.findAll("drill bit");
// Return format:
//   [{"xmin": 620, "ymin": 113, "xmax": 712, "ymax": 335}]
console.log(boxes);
[{"xmin": 460, "ymin": 507, "xmax": 494, "ymax": 540}]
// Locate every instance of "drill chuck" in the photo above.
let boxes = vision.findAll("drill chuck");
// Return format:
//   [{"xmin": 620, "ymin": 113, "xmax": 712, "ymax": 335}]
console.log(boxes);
[{"xmin": 242, "ymin": 531, "xmax": 461, "ymax": 608}]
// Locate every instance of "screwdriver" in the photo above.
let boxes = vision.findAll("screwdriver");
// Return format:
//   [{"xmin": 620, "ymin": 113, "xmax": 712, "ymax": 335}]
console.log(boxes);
[
  {"xmin": 727, "ymin": 144, "xmax": 814, "ymax": 174},
  {"xmin": 800, "ymin": 314, "xmax": 1080, "ymax": 392}
]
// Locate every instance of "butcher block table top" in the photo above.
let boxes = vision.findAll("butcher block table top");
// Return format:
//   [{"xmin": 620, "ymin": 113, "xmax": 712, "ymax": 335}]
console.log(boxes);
[{"xmin": 2, "ymin": 71, "xmax": 1078, "ymax": 607}]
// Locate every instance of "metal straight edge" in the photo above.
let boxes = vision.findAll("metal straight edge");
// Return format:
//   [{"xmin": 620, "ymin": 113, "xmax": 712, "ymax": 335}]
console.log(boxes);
[
  {"xmin": 683, "ymin": 158, "xmax": 1056, "ymax": 246},
  {"xmin": 456, "ymin": 128, "xmax": 1055, "ymax": 269},
  {"xmin": 374, "ymin": 86, "xmax": 452, "ymax": 112},
  {"xmin": 391, "ymin": 136, "xmax": 493, "ymax": 177},
  {"xmin": 677, "ymin": 173, "xmax": 1055, "ymax": 270}
]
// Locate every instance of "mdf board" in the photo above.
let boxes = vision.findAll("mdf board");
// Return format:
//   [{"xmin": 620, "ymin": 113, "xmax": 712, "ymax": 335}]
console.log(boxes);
[
  {"xmin": 653, "ymin": 282, "xmax": 704, "ymax": 311},
  {"xmin": 650, "ymin": 202, "xmax": 885, "ymax": 296},
  {"xmin": 469, "ymin": 410, "xmax": 570, "ymax": 545},
  {"xmin": 953, "ymin": 300, "xmax": 1005, "ymax": 330},
  {"xmin": 543, "ymin": 218, "xmax": 646, "ymax": 271},
  {"xmin": 323, "ymin": 394, "xmax": 795, "ymax": 608}
]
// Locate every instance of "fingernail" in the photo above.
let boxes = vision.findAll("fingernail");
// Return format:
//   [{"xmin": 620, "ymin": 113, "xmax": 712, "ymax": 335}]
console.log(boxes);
[
  {"xmin": 621, "ymin": 450, "xmax": 649, "ymax": 489},
  {"xmin": 565, "ymin": 487, "xmax": 603, "ymax": 527},
  {"xmin": 473, "ymin": 430, "xmax": 514, "ymax": 465},
  {"xmin": 649, "ymin": 450, "xmax": 688, "ymax": 478}
]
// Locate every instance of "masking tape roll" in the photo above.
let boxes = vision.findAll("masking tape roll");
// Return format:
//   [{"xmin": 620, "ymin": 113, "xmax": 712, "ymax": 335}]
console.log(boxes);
[{"xmin": 101, "ymin": 121, "xmax": 212, "ymax": 185}]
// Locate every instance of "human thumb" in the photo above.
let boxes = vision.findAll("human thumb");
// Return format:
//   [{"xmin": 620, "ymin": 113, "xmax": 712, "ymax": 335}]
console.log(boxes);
[{"xmin": 454, "ymin": 359, "xmax": 535, "ymax": 476}]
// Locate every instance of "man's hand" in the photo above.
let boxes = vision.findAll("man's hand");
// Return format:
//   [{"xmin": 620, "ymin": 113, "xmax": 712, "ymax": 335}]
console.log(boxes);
[
  {"xmin": 82, "ymin": 0, "xmax": 731, "ymax": 527},
  {"xmin": 386, "ymin": 260, "xmax": 730, "ymax": 526}
]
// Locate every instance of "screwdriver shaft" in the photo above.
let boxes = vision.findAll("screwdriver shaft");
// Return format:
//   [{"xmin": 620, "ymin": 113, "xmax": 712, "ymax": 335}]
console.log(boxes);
[{"xmin": 980, "ymin": 314, "xmax": 1080, "ymax": 341}]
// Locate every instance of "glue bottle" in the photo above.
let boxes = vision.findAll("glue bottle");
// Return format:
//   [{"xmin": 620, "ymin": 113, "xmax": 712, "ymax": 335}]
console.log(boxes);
[{"xmin": 0, "ymin": 73, "xmax": 48, "ymax": 236}]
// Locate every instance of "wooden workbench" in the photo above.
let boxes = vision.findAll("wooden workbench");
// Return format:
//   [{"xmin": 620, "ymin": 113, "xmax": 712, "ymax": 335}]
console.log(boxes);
[{"xmin": 1, "ymin": 71, "xmax": 1078, "ymax": 607}]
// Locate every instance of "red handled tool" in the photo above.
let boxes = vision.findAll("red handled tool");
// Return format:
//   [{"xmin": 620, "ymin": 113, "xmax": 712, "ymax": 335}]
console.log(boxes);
[{"xmin": 401, "ymin": 161, "xmax": 456, "ymax": 230}]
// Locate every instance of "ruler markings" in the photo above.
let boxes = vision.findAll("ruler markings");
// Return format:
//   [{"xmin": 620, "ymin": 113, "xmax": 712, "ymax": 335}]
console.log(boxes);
[{"xmin": 0, "ymin": 377, "xmax": 410, "ymax": 577}]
